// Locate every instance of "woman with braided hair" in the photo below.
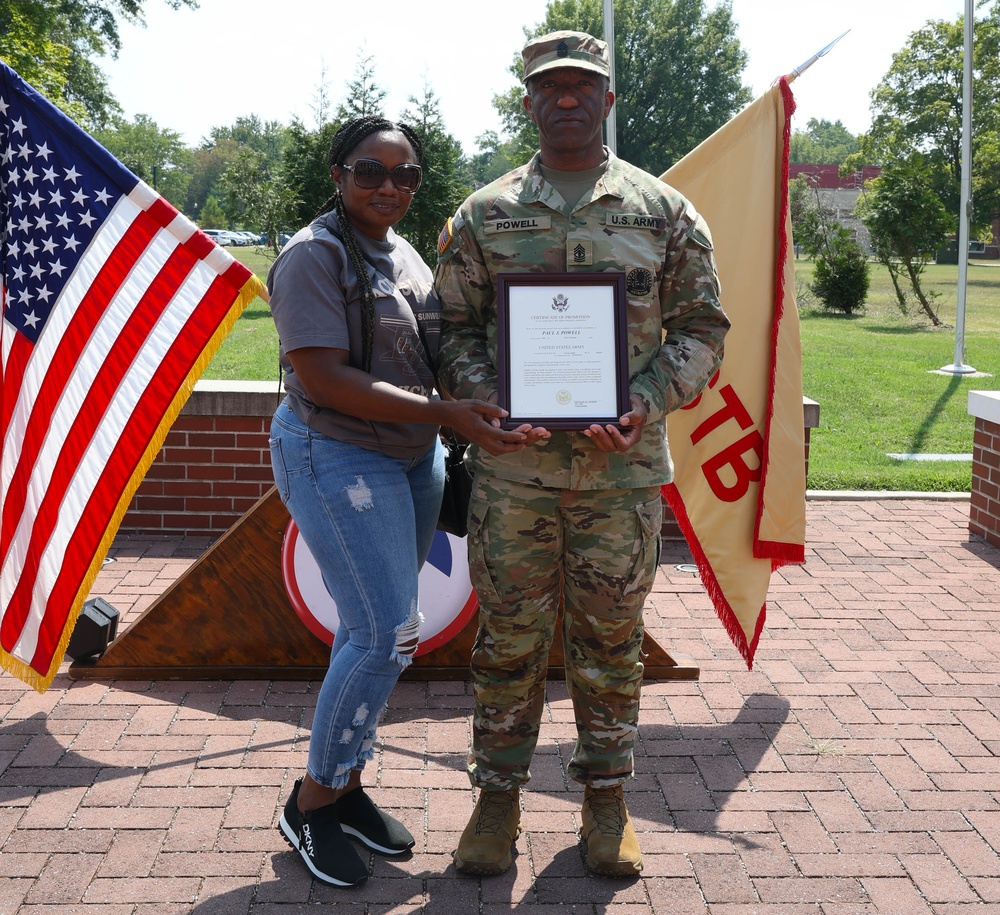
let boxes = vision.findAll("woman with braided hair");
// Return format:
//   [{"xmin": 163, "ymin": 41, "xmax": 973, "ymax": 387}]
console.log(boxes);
[{"xmin": 267, "ymin": 116, "xmax": 531, "ymax": 887}]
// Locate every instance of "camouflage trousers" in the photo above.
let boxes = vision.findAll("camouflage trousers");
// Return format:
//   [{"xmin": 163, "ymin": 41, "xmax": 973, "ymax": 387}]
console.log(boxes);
[{"xmin": 465, "ymin": 474, "xmax": 662, "ymax": 790}]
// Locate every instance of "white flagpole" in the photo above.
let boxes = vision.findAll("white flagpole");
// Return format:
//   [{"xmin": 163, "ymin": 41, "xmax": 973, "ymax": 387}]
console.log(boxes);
[
  {"xmin": 603, "ymin": 0, "xmax": 617, "ymax": 154},
  {"xmin": 940, "ymin": 0, "xmax": 977, "ymax": 374}
]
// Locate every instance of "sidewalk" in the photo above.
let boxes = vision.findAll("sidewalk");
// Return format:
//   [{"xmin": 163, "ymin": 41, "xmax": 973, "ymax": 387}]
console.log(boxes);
[{"xmin": 2, "ymin": 496, "xmax": 999, "ymax": 914}]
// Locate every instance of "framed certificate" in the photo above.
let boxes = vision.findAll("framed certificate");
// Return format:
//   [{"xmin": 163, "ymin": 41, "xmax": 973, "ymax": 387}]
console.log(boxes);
[{"xmin": 496, "ymin": 272, "xmax": 630, "ymax": 430}]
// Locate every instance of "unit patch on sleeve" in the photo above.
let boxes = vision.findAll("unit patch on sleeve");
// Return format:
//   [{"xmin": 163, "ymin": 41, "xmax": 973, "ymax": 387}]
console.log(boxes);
[{"xmin": 626, "ymin": 267, "xmax": 654, "ymax": 297}]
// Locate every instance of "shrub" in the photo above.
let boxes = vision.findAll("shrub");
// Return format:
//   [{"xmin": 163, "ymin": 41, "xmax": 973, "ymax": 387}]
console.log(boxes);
[{"xmin": 810, "ymin": 229, "xmax": 870, "ymax": 314}]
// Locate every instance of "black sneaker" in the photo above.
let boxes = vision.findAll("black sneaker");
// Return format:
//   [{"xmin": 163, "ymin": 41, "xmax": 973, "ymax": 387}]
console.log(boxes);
[
  {"xmin": 334, "ymin": 787, "xmax": 415, "ymax": 855},
  {"xmin": 278, "ymin": 778, "xmax": 368, "ymax": 887}
]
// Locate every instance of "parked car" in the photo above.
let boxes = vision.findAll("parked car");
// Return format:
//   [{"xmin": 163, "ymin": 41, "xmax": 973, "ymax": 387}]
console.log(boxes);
[
  {"xmin": 234, "ymin": 231, "xmax": 259, "ymax": 246},
  {"xmin": 202, "ymin": 228, "xmax": 243, "ymax": 247}
]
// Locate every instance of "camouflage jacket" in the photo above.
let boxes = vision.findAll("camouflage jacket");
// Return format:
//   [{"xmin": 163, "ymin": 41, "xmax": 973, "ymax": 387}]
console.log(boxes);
[{"xmin": 433, "ymin": 150, "xmax": 730, "ymax": 490}]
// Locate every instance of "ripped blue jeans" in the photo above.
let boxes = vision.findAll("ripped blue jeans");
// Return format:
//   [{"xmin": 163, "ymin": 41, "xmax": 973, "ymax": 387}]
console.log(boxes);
[{"xmin": 269, "ymin": 400, "xmax": 444, "ymax": 788}]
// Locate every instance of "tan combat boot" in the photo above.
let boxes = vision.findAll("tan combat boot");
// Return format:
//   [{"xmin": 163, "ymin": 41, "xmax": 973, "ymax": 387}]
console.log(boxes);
[
  {"xmin": 581, "ymin": 784, "xmax": 643, "ymax": 876},
  {"xmin": 453, "ymin": 787, "xmax": 521, "ymax": 875}
]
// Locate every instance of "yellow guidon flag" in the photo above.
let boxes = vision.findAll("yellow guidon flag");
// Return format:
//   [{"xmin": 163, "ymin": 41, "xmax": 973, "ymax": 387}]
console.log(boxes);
[{"xmin": 662, "ymin": 78, "xmax": 806, "ymax": 667}]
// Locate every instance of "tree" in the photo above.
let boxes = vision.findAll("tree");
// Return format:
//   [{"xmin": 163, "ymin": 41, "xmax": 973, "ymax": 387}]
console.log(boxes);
[
  {"xmin": 794, "ymin": 179, "xmax": 870, "ymax": 315},
  {"xmin": 93, "ymin": 113, "xmax": 192, "ymax": 207},
  {"xmin": 789, "ymin": 118, "xmax": 860, "ymax": 165},
  {"xmin": 208, "ymin": 115, "xmax": 288, "ymax": 162},
  {"xmin": 492, "ymin": 0, "xmax": 751, "ymax": 175},
  {"xmin": 186, "ymin": 117, "xmax": 290, "ymax": 225},
  {"xmin": 220, "ymin": 147, "xmax": 299, "ymax": 253},
  {"xmin": 854, "ymin": 157, "xmax": 951, "ymax": 326},
  {"xmin": 490, "ymin": 82, "xmax": 542, "ymax": 170},
  {"xmin": 790, "ymin": 175, "xmax": 836, "ymax": 256},
  {"xmin": 859, "ymin": 4, "xmax": 1000, "ymax": 237},
  {"xmin": 400, "ymin": 84, "xmax": 471, "ymax": 265},
  {"xmin": 282, "ymin": 117, "xmax": 341, "ymax": 230},
  {"xmin": 310, "ymin": 63, "xmax": 333, "ymax": 129},
  {"xmin": 0, "ymin": 0, "xmax": 196, "ymax": 126},
  {"xmin": 335, "ymin": 53, "xmax": 387, "ymax": 123},
  {"xmin": 788, "ymin": 175, "xmax": 813, "ymax": 243},
  {"xmin": 199, "ymin": 195, "xmax": 226, "ymax": 230},
  {"xmin": 184, "ymin": 137, "xmax": 240, "ymax": 221},
  {"xmin": 809, "ymin": 228, "xmax": 870, "ymax": 315},
  {"xmin": 465, "ymin": 130, "xmax": 523, "ymax": 187}
]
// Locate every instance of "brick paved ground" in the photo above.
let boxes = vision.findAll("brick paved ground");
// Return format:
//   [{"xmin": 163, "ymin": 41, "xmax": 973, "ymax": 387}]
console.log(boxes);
[{"xmin": 2, "ymin": 497, "xmax": 999, "ymax": 914}]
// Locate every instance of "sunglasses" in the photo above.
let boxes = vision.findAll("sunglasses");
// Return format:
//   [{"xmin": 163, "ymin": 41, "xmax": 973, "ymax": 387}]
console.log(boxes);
[{"xmin": 341, "ymin": 158, "xmax": 422, "ymax": 194}]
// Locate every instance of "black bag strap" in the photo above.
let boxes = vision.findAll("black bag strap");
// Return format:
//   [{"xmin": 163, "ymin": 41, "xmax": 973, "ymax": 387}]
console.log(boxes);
[{"xmin": 327, "ymin": 225, "xmax": 377, "ymax": 374}]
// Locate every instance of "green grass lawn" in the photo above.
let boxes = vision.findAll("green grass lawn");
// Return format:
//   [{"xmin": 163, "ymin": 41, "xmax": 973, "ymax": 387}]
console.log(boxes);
[
  {"xmin": 210, "ymin": 247, "xmax": 1000, "ymax": 492},
  {"xmin": 798, "ymin": 259, "xmax": 1000, "ymax": 491},
  {"xmin": 204, "ymin": 247, "xmax": 281, "ymax": 383}
]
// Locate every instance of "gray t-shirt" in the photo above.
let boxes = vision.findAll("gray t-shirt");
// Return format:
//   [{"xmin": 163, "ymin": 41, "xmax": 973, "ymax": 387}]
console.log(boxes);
[{"xmin": 267, "ymin": 210, "xmax": 440, "ymax": 458}]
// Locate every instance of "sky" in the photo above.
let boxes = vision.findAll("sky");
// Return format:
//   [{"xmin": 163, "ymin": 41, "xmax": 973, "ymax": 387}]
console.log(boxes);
[{"xmin": 98, "ymin": 0, "xmax": 970, "ymax": 155}]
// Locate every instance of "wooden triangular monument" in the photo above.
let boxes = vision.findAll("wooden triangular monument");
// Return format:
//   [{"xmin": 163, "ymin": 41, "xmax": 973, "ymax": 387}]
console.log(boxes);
[{"xmin": 69, "ymin": 488, "xmax": 698, "ymax": 682}]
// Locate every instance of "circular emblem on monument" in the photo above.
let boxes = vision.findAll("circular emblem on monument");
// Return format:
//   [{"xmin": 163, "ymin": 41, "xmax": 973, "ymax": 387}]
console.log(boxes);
[
  {"xmin": 281, "ymin": 522, "xmax": 477, "ymax": 656},
  {"xmin": 626, "ymin": 267, "xmax": 654, "ymax": 297}
]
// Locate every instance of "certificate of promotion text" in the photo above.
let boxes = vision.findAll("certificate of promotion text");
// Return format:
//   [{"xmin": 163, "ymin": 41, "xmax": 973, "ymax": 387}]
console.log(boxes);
[{"xmin": 496, "ymin": 273, "xmax": 630, "ymax": 430}]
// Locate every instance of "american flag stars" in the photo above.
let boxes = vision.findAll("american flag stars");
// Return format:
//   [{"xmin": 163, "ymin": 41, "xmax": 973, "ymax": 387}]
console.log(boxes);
[{"xmin": 2, "ymin": 105, "xmax": 115, "ymax": 345}]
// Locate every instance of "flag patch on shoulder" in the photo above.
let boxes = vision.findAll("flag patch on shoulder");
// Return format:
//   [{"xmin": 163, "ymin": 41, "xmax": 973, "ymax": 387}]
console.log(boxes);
[
  {"xmin": 437, "ymin": 218, "xmax": 453, "ymax": 254},
  {"xmin": 438, "ymin": 212, "xmax": 465, "ymax": 255}
]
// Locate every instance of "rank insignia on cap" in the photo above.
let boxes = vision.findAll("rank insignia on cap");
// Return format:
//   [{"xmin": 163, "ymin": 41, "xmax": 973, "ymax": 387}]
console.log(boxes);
[{"xmin": 521, "ymin": 30, "xmax": 611, "ymax": 83}]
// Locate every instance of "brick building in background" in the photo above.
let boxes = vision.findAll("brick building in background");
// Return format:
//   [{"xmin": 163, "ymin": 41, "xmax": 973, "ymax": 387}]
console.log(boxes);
[
  {"xmin": 792, "ymin": 163, "xmax": 1000, "ymax": 260},
  {"xmin": 790, "ymin": 163, "xmax": 881, "ymax": 253}
]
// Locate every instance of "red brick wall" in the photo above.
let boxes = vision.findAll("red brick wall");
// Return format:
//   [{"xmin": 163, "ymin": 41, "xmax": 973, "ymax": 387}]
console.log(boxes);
[
  {"xmin": 121, "ymin": 383, "xmax": 279, "ymax": 535},
  {"xmin": 119, "ymin": 383, "xmax": 820, "ymax": 539},
  {"xmin": 970, "ymin": 417, "xmax": 1000, "ymax": 550},
  {"xmin": 122, "ymin": 416, "xmax": 273, "ymax": 533}
]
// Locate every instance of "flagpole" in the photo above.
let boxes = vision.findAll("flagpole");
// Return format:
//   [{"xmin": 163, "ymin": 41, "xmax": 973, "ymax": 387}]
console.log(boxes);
[
  {"xmin": 603, "ymin": 0, "xmax": 617, "ymax": 154},
  {"xmin": 940, "ymin": 0, "xmax": 977, "ymax": 375}
]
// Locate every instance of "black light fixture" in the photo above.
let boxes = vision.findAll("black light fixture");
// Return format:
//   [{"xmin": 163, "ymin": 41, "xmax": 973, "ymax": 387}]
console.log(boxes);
[{"xmin": 66, "ymin": 597, "xmax": 120, "ymax": 663}]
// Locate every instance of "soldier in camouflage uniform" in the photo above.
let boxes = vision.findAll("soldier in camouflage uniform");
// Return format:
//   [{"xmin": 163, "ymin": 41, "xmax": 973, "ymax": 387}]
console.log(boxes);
[{"xmin": 433, "ymin": 30, "xmax": 730, "ymax": 877}]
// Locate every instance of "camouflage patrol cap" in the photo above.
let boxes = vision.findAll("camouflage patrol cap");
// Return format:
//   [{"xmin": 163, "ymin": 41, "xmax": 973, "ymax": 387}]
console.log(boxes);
[{"xmin": 521, "ymin": 30, "xmax": 611, "ymax": 83}]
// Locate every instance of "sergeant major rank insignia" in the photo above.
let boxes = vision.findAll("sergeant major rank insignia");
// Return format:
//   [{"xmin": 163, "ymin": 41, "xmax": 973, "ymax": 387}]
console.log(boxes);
[{"xmin": 626, "ymin": 267, "xmax": 653, "ymax": 297}]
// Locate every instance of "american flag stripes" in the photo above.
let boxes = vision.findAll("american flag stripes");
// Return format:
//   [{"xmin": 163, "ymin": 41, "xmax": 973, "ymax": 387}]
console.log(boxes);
[{"xmin": 1, "ymin": 62, "xmax": 265, "ymax": 691}]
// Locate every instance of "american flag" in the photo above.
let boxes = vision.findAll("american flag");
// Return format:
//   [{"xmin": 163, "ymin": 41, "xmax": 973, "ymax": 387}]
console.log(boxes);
[{"xmin": 0, "ymin": 63, "xmax": 266, "ymax": 691}]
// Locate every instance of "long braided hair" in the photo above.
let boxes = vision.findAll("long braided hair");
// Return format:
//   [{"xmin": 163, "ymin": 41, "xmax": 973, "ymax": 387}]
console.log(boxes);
[{"xmin": 316, "ymin": 116, "xmax": 423, "ymax": 373}]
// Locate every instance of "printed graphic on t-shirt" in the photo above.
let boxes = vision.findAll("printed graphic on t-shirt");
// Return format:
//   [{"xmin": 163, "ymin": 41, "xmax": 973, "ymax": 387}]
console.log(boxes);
[{"xmin": 380, "ymin": 314, "xmax": 424, "ymax": 380}]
